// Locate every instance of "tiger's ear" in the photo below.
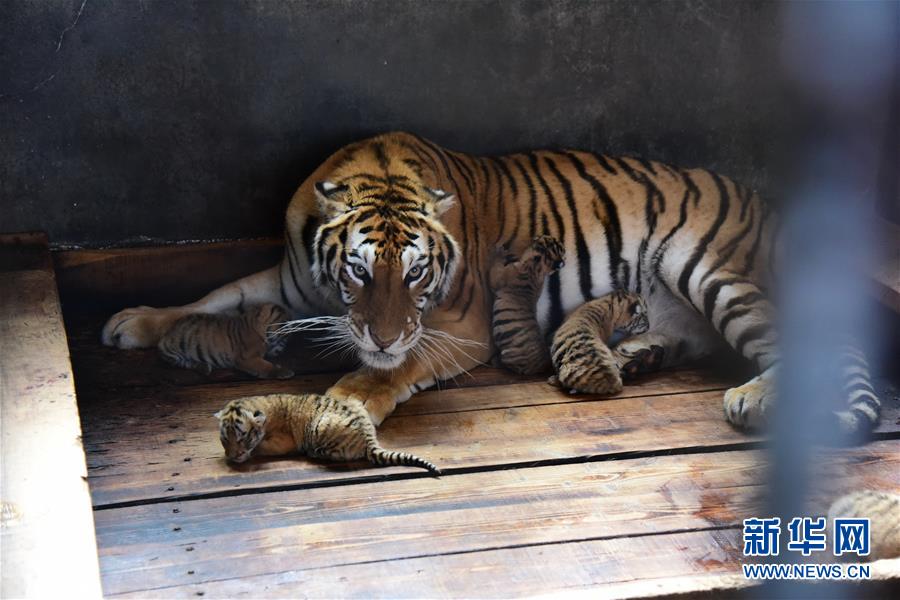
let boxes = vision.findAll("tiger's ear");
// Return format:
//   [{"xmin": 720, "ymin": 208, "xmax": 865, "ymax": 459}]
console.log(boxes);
[
  {"xmin": 314, "ymin": 181, "xmax": 352, "ymax": 218},
  {"xmin": 424, "ymin": 188, "xmax": 456, "ymax": 218},
  {"xmin": 213, "ymin": 408, "xmax": 226, "ymax": 420},
  {"xmin": 252, "ymin": 409, "xmax": 267, "ymax": 426}
]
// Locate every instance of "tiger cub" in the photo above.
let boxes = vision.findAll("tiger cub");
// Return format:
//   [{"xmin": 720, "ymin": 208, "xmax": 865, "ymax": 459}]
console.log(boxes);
[
  {"xmin": 550, "ymin": 291, "xmax": 650, "ymax": 395},
  {"xmin": 215, "ymin": 394, "xmax": 440, "ymax": 474},
  {"xmin": 828, "ymin": 490, "xmax": 900, "ymax": 561},
  {"xmin": 158, "ymin": 303, "xmax": 293, "ymax": 379},
  {"xmin": 488, "ymin": 235, "xmax": 565, "ymax": 374}
]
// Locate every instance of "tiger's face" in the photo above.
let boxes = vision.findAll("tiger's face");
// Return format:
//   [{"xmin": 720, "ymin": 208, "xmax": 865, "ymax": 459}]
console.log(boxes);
[
  {"xmin": 312, "ymin": 178, "xmax": 460, "ymax": 370},
  {"xmin": 214, "ymin": 401, "xmax": 267, "ymax": 463}
]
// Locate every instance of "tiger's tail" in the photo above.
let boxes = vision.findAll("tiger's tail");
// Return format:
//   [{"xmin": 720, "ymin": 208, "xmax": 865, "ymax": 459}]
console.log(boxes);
[
  {"xmin": 366, "ymin": 445, "xmax": 441, "ymax": 475},
  {"xmin": 834, "ymin": 343, "xmax": 881, "ymax": 441}
]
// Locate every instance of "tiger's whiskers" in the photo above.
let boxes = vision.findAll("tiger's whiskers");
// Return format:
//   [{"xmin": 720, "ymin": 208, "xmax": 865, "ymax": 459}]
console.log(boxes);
[
  {"xmin": 272, "ymin": 315, "xmax": 350, "ymax": 337},
  {"xmin": 274, "ymin": 315, "xmax": 358, "ymax": 361},
  {"xmin": 417, "ymin": 327, "xmax": 486, "ymax": 382}
]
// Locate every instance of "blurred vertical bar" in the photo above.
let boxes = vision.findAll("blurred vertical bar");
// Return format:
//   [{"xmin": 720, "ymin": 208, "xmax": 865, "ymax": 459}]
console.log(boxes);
[{"xmin": 764, "ymin": 1, "xmax": 897, "ymax": 598}]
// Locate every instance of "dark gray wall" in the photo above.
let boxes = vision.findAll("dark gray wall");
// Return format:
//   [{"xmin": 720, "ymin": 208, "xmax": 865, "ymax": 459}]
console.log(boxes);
[{"xmin": 1, "ymin": 0, "xmax": 785, "ymax": 247}]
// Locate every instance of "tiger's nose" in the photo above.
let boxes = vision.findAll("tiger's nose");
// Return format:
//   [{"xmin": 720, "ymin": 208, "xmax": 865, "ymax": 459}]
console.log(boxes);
[{"xmin": 370, "ymin": 331, "xmax": 399, "ymax": 350}]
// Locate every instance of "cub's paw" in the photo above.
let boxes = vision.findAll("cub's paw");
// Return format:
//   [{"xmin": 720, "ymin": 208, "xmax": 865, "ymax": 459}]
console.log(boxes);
[
  {"xmin": 614, "ymin": 343, "xmax": 665, "ymax": 379},
  {"xmin": 270, "ymin": 366, "xmax": 295, "ymax": 380},
  {"xmin": 554, "ymin": 363, "xmax": 623, "ymax": 396},
  {"xmin": 265, "ymin": 335, "xmax": 290, "ymax": 358},
  {"xmin": 723, "ymin": 370, "xmax": 775, "ymax": 429},
  {"xmin": 102, "ymin": 306, "xmax": 186, "ymax": 349},
  {"xmin": 192, "ymin": 362, "xmax": 214, "ymax": 376},
  {"xmin": 530, "ymin": 235, "xmax": 565, "ymax": 270}
]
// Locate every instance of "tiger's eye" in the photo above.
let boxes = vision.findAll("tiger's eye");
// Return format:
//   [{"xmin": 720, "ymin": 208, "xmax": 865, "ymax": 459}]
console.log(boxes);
[
  {"xmin": 408, "ymin": 265, "xmax": 421, "ymax": 277},
  {"xmin": 353, "ymin": 264, "xmax": 367, "ymax": 277}
]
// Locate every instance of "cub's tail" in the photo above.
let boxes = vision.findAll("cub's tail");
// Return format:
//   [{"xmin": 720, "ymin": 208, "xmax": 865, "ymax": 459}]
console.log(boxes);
[{"xmin": 366, "ymin": 445, "xmax": 441, "ymax": 475}]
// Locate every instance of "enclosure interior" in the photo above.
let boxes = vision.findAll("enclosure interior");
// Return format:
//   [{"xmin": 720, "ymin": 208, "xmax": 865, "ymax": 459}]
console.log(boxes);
[{"xmin": 3, "ymin": 1, "xmax": 899, "ymax": 597}]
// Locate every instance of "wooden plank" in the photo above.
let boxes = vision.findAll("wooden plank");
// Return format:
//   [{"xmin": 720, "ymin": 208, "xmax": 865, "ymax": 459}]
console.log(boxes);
[
  {"xmin": 110, "ymin": 529, "xmax": 746, "ymax": 599},
  {"xmin": 54, "ymin": 238, "xmax": 283, "ymax": 310},
  {"xmin": 93, "ymin": 442, "xmax": 899, "ymax": 597},
  {"xmin": 0, "ymin": 232, "xmax": 103, "ymax": 598},
  {"xmin": 80, "ymin": 370, "xmax": 746, "ymax": 507},
  {"xmin": 81, "ymin": 370, "xmax": 900, "ymax": 507}
]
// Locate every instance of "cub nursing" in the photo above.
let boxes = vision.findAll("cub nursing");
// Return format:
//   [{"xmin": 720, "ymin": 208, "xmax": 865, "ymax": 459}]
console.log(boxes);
[
  {"xmin": 549, "ymin": 291, "xmax": 650, "ymax": 395},
  {"xmin": 488, "ymin": 235, "xmax": 651, "ymax": 394},
  {"xmin": 488, "ymin": 235, "xmax": 565, "ymax": 375}
]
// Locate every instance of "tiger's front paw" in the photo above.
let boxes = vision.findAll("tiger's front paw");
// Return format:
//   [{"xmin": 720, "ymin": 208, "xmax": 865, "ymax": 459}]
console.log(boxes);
[
  {"xmin": 723, "ymin": 369, "xmax": 775, "ymax": 429},
  {"xmin": 327, "ymin": 374, "xmax": 399, "ymax": 426},
  {"xmin": 101, "ymin": 306, "xmax": 187, "ymax": 348}
]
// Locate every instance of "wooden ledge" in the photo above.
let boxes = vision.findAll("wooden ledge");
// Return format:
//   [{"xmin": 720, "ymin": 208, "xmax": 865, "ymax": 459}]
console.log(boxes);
[{"xmin": 0, "ymin": 232, "xmax": 102, "ymax": 598}]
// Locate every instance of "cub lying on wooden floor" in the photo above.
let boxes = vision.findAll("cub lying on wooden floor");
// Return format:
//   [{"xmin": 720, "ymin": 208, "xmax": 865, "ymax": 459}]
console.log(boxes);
[
  {"xmin": 488, "ymin": 235, "xmax": 653, "ymax": 394},
  {"xmin": 215, "ymin": 394, "xmax": 440, "ymax": 474},
  {"xmin": 158, "ymin": 303, "xmax": 293, "ymax": 379}
]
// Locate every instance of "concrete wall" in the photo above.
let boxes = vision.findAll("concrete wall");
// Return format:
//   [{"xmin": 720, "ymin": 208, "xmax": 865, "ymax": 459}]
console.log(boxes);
[{"xmin": 1, "ymin": 0, "xmax": 786, "ymax": 247}]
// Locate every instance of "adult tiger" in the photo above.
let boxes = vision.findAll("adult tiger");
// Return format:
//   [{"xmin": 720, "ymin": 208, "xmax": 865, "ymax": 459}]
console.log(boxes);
[{"xmin": 102, "ymin": 132, "xmax": 880, "ymax": 434}]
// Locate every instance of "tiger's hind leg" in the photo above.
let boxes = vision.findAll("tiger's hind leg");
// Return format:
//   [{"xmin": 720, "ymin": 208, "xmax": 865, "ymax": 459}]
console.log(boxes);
[
  {"xmin": 660, "ymin": 266, "xmax": 779, "ymax": 429},
  {"xmin": 697, "ymin": 276, "xmax": 778, "ymax": 429}
]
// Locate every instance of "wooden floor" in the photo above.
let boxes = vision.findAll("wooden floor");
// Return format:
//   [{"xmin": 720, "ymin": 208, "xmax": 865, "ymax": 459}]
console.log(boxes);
[{"xmin": 60, "ymin": 308, "xmax": 900, "ymax": 599}]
